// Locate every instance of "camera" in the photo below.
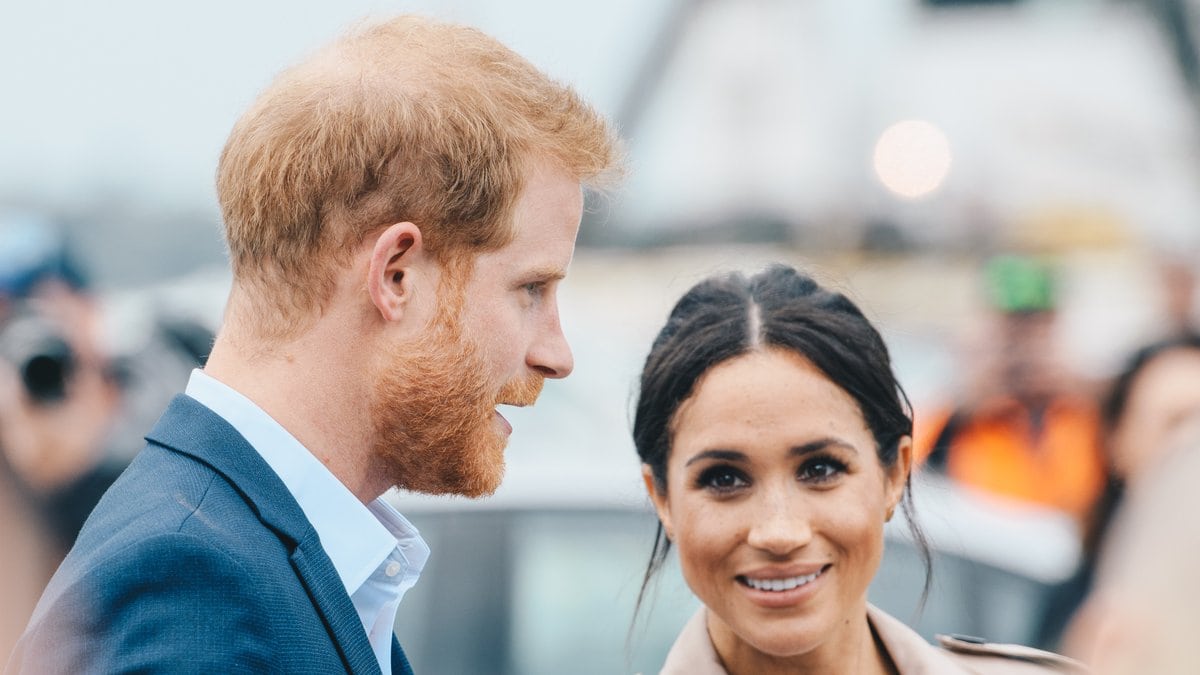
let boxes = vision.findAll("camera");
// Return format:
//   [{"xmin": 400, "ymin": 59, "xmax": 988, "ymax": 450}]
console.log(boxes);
[{"xmin": 0, "ymin": 308, "xmax": 76, "ymax": 405}]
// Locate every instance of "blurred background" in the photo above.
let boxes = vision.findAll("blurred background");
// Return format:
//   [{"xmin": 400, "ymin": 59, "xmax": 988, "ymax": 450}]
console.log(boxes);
[{"xmin": 3, "ymin": 0, "xmax": 1200, "ymax": 672}]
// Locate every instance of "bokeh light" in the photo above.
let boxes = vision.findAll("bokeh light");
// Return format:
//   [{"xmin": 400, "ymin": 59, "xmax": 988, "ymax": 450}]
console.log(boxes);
[{"xmin": 872, "ymin": 119, "xmax": 952, "ymax": 200}]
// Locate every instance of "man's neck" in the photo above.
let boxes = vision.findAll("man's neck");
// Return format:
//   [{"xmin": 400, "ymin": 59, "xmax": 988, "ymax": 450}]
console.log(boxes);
[{"xmin": 203, "ymin": 324, "xmax": 381, "ymax": 504}]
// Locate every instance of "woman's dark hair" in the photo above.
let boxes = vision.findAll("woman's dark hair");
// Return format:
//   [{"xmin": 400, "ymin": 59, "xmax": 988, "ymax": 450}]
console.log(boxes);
[{"xmin": 631, "ymin": 264, "xmax": 931, "ymax": 619}]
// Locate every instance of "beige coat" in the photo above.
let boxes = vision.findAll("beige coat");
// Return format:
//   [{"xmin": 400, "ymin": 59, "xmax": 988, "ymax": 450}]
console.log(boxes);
[{"xmin": 658, "ymin": 605, "xmax": 1088, "ymax": 674}]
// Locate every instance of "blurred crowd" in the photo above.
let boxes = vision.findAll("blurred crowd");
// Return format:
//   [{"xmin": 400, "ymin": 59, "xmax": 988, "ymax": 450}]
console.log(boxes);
[{"xmin": 909, "ymin": 246, "xmax": 1200, "ymax": 663}]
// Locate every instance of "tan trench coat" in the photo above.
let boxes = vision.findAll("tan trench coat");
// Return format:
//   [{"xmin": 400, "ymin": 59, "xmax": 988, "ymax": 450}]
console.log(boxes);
[{"xmin": 657, "ymin": 605, "xmax": 1088, "ymax": 674}]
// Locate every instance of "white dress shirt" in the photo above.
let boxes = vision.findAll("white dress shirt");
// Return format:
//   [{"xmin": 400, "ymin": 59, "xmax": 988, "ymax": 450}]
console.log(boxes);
[{"xmin": 185, "ymin": 369, "xmax": 429, "ymax": 675}]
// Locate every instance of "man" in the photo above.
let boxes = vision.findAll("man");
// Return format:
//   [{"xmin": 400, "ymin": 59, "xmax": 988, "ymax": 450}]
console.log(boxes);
[
  {"xmin": 7, "ymin": 15, "xmax": 620, "ymax": 674},
  {"xmin": 915, "ymin": 254, "xmax": 1104, "ymax": 523}
]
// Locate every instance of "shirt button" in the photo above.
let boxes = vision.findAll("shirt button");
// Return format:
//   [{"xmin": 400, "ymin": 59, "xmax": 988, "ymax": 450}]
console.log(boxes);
[{"xmin": 385, "ymin": 562, "xmax": 402, "ymax": 578}]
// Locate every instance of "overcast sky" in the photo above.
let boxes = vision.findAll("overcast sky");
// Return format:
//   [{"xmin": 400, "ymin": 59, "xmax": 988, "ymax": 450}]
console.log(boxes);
[
  {"xmin": 0, "ymin": 0, "xmax": 656, "ymax": 211},
  {"xmin": 3, "ymin": 0, "xmax": 1198, "ymax": 290}
]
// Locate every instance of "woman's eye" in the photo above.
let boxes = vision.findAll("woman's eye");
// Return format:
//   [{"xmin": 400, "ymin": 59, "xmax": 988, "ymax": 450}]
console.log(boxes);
[
  {"xmin": 696, "ymin": 467, "xmax": 748, "ymax": 492},
  {"xmin": 799, "ymin": 458, "xmax": 846, "ymax": 483}
]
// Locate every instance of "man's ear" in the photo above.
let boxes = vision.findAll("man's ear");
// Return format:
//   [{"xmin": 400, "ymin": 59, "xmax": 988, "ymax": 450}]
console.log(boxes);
[
  {"xmin": 366, "ymin": 222, "xmax": 424, "ymax": 322},
  {"xmin": 642, "ymin": 464, "xmax": 674, "ymax": 539},
  {"xmin": 885, "ymin": 435, "xmax": 914, "ymax": 520}
]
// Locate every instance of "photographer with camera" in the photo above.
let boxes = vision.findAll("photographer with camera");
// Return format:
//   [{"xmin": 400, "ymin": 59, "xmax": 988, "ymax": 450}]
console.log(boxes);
[{"xmin": 0, "ymin": 211, "xmax": 211, "ymax": 663}]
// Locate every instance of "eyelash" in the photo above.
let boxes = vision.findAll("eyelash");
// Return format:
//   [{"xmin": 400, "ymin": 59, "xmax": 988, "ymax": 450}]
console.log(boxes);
[
  {"xmin": 800, "ymin": 457, "xmax": 848, "ymax": 483},
  {"xmin": 695, "ymin": 465, "xmax": 749, "ymax": 494},
  {"xmin": 693, "ymin": 456, "xmax": 849, "ymax": 494}
]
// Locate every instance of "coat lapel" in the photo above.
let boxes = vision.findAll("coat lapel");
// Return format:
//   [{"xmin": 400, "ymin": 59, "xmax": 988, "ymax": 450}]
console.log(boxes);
[{"xmin": 146, "ymin": 395, "xmax": 381, "ymax": 675}]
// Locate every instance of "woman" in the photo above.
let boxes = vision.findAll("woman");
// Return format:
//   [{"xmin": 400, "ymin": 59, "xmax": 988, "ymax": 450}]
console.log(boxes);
[
  {"xmin": 633, "ymin": 265, "xmax": 1084, "ymax": 674},
  {"xmin": 1036, "ymin": 332, "xmax": 1200, "ymax": 649}
]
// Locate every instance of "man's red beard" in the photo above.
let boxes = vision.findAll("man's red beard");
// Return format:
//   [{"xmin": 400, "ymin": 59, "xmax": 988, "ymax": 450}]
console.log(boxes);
[{"xmin": 368, "ymin": 290, "xmax": 544, "ymax": 497}]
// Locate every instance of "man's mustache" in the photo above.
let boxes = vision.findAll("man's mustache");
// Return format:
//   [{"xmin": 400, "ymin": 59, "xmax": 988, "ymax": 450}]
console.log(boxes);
[{"xmin": 496, "ymin": 374, "xmax": 544, "ymax": 407}]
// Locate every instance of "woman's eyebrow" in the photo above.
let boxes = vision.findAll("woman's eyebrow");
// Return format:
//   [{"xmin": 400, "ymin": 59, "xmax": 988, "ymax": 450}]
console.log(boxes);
[
  {"xmin": 791, "ymin": 438, "xmax": 858, "ymax": 457},
  {"xmin": 683, "ymin": 439, "xmax": 859, "ymax": 468},
  {"xmin": 684, "ymin": 449, "xmax": 747, "ymax": 467}
]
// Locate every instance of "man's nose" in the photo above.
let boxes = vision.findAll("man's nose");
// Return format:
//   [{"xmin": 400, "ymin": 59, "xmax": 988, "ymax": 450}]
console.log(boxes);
[{"xmin": 527, "ymin": 309, "xmax": 574, "ymax": 379}]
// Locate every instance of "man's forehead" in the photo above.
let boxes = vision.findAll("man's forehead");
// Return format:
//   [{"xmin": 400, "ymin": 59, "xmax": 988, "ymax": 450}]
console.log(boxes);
[{"xmin": 449, "ymin": 242, "xmax": 572, "ymax": 280}]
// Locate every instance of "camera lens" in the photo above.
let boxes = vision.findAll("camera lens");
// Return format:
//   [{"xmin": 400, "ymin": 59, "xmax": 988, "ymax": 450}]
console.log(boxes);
[
  {"xmin": 0, "ymin": 310, "xmax": 76, "ymax": 406},
  {"xmin": 21, "ymin": 338, "xmax": 73, "ymax": 403}
]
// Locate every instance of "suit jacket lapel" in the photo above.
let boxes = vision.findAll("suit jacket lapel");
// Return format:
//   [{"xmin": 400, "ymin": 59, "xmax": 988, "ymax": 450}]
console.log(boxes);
[
  {"xmin": 291, "ymin": 531, "xmax": 381, "ymax": 675},
  {"xmin": 146, "ymin": 395, "xmax": 381, "ymax": 675}
]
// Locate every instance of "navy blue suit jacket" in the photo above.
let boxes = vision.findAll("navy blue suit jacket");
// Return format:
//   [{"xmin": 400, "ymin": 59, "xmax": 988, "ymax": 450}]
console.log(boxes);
[{"xmin": 6, "ymin": 395, "xmax": 414, "ymax": 675}]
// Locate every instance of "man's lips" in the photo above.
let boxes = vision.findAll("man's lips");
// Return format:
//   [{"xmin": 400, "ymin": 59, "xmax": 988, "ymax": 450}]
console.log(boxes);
[{"xmin": 493, "ymin": 409, "xmax": 513, "ymax": 435}]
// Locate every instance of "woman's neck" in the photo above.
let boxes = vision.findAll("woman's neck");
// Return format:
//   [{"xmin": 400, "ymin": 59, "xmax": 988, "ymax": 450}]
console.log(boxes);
[{"xmin": 709, "ymin": 609, "xmax": 898, "ymax": 675}]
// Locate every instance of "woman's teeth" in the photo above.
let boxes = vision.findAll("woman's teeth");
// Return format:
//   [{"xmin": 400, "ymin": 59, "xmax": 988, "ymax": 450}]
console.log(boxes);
[{"xmin": 741, "ymin": 569, "xmax": 822, "ymax": 592}]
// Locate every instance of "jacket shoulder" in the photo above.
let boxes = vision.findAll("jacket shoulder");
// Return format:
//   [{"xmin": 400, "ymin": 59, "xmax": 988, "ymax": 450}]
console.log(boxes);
[{"xmin": 936, "ymin": 634, "xmax": 1090, "ymax": 673}]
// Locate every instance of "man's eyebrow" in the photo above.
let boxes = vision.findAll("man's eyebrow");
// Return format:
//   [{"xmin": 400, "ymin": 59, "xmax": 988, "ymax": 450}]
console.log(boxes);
[
  {"xmin": 684, "ymin": 449, "xmax": 747, "ymax": 467},
  {"xmin": 522, "ymin": 266, "xmax": 567, "ymax": 282}
]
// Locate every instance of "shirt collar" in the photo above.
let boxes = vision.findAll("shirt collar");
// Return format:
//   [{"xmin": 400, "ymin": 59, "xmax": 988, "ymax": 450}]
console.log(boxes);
[{"xmin": 184, "ymin": 369, "xmax": 427, "ymax": 593}]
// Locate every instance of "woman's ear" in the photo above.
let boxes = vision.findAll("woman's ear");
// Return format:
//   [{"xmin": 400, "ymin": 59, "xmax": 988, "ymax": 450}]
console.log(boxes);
[
  {"xmin": 885, "ymin": 436, "xmax": 914, "ymax": 519},
  {"xmin": 642, "ymin": 464, "xmax": 674, "ymax": 539},
  {"xmin": 366, "ymin": 222, "xmax": 423, "ymax": 322}
]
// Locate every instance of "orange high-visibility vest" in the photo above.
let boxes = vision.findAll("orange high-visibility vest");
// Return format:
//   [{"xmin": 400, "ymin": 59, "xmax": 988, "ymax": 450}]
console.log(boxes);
[{"xmin": 915, "ymin": 397, "xmax": 1105, "ymax": 522}]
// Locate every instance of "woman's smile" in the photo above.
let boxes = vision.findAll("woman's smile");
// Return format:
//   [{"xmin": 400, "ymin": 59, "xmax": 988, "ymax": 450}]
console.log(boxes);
[{"xmin": 736, "ymin": 564, "xmax": 831, "ymax": 609}]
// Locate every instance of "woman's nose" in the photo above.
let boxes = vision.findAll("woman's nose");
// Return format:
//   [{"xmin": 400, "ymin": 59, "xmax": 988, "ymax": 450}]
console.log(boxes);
[{"xmin": 745, "ymin": 490, "xmax": 813, "ymax": 556}]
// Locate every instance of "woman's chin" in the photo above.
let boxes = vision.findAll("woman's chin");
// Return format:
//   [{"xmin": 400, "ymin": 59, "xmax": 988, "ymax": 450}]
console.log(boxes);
[
  {"xmin": 720, "ymin": 612, "xmax": 826, "ymax": 661},
  {"xmin": 744, "ymin": 632, "xmax": 819, "ymax": 660}
]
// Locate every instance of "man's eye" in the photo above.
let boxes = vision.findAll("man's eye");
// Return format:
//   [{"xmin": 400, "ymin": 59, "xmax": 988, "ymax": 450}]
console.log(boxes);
[
  {"xmin": 696, "ymin": 466, "xmax": 748, "ymax": 492},
  {"xmin": 523, "ymin": 282, "xmax": 546, "ymax": 297}
]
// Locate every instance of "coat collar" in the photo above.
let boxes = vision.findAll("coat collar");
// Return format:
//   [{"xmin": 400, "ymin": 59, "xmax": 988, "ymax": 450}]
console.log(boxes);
[
  {"xmin": 659, "ymin": 605, "xmax": 970, "ymax": 675},
  {"xmin": 146, "ymin": 394, "xmax": 383, "ymax": 675},
  {"xmin": 659, "ymin": 607, "xmax": 724, "ymax": 674},
  {"xmin": 867, "ymin": 604, "xmax": 971, "ymax": 674}
]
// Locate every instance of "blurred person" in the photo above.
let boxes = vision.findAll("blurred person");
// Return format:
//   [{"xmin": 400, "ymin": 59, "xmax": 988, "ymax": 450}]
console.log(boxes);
[
  {"xmin": 1034, "ymin": 333, "xmax": 1200, "ymax": 650},
  {"xmin": 916, "ymin": 255, "xmax": 1105, "ymax": 523},
  {"xmin": 1154, "ymin": 252, "xmax": 1197, "ymax": 338},
  {"xmin": 632, "ymin": 265, "xmax": 1084, "ymax": 673},
  {"xmin": 1059, "ymin": 415, "xmax": 1200, "ymax": 674},
  {"xmin": 0, "ymin": 213, "xmax": 123, "ymax": 664},
  {"xmin": 0, "ymin": 211, "xmax": 212, "ymax": 663},
  {"xmin": 7, "ymin": 14, "xmax": 621, "ymax": 675}
]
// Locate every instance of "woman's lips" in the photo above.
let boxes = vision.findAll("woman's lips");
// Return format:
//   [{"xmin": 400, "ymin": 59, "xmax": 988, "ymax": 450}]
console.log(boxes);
[{"xmin": 736, "ymin": 564, "xmax": 830, "ymax": 608}]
